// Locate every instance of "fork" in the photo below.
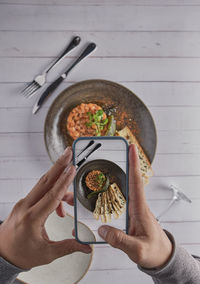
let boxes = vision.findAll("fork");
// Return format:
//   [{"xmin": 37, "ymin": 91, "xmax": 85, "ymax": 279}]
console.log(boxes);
[{"xmin": 21, "ymin": 36, "xmax": 81, "ymax": 98}]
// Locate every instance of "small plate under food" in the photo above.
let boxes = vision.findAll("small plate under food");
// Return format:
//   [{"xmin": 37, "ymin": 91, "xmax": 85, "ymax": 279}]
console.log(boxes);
[{"xmin": 75, "ymin": 159, "xmax": 126, "ymax": 212}]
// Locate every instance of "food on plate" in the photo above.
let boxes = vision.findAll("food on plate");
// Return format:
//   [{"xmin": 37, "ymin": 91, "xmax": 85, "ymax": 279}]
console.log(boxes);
[
  {"xmin": 67, "ymin": 103, "xmax": 115, "ymax": 140},
  {"xmin": 93, "ymin": 183, "xmax": 126, "ymax": 223},
  {"xmin": 67, "ymin": 102, "xmax": 153, "ymax": 184},
  {"xmin": 85, "ymin": 170, "xmax": 105, "ymax": 192},
  {"xmin": 84, "ymin": 168, "xmax": 125, "ymax": 222},
  {"xmin": 116, "ymin": 126, "xmax": 153, "ymax": 184},
  {"xmin": 86, "ymin": 172, "xmax": 110, "ymax": 199}
]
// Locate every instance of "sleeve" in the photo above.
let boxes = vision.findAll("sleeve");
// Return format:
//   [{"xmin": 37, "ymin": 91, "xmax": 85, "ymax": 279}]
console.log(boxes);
[
  {"xmin": 138, "ymin": 230, "xmax": 200, "ymax": 284},
  {"xmin": 0, "ymin": 257, "xmax": 28, "ymax": 284},
  {"xmin": 0, "ymin": 221, "xmax": 29, "ymax": 284}
]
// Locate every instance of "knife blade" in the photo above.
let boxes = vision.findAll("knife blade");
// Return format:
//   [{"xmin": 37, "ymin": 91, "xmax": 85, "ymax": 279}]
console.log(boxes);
[
  {"xmin": 76, "ymin": 143, "xmax": 102, "ymax": 169},
  {"xmin": 32, "ymin": 42, "xmax": 97, "ymax": 114}
]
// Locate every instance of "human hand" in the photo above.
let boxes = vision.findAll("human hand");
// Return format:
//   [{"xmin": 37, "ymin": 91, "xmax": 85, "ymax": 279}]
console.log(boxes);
[
  {"xmin": 0, "ymin": 147, "xmax": 91, "ymax": 270},
  {"xmin": 98, "ymin": 144, "xmax": 172, "ymax": 269}
]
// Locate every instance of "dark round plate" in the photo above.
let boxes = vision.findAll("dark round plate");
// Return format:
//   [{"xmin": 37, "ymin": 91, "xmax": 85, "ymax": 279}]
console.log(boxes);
[
  {"xmin": 44, "ymin": 79, "xmax": 157, "ymax": 163},
  {"xmin": 75, "ymin": 159, "xmax": 126, "ymax": 212}
]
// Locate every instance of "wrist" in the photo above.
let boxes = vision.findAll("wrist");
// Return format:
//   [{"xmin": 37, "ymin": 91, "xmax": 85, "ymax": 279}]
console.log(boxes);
[{"xmin": 141, "ymin": 230, "xmax": 174, "ymax": 270}]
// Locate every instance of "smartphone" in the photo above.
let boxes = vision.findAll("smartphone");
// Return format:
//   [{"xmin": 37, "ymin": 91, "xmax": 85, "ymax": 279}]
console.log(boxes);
[{"xmin": 73, "ymin": 136, "xmax": 129, "ymax": 244}]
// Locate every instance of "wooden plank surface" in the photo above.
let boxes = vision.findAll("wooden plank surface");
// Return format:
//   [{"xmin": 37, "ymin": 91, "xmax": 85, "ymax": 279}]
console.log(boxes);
[
  {"xmin": 1, "ymin": 1, "xmax": 200, "ymax": 5},
  {"xmin": 1, "ymin": 5, "xmax": 200, "ymax": 31},
  {"xmin": 0, "ymin": 1, "xmax": 200, "ymax": 284},
  {"xmin": 1, "ymin": 31, "xmax": 200, "ymax": 58},
  {"xmin": 2, "ymin": 58, "xmax": 200, "ymax": 82}
]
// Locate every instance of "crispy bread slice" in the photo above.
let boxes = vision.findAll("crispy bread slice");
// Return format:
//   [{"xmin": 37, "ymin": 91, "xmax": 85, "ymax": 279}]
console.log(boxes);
[
  {"xmin": 107, "ymin": 188, "xmax": 120, "ymax": 219},
  {"xmin": 110, "ymin": 183, "xmax": 126, "ymax": 212},
  {"xmin": 103, "ymin": 192, "xmax": 111, "ymax": 223},
  {"xmin": 93, "ymin": 193, "xmax": 102, "ymax": 220},
  {"xmin": 100, "ymin": 193, "xmax": 105, "ymax": 223},
  {"xmin": 116, "ymin": 126, "xmax": 153, "ymax": 184},
  {"xmin": 108, "ymin": 186, "xmax": 123, "ymax": 216}
]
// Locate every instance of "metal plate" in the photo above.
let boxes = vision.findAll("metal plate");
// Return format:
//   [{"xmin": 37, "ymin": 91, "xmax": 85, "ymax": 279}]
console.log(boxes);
[{"xmin": 44, "ymin": 79, "xmax": 157, "ymax": 163}]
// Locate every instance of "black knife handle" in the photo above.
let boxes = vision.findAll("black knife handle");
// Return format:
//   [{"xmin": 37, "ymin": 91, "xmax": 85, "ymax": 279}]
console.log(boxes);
[
  {"xmin": 77, "ymin": 140, "xmax": 95, "ymax": 157},
  {"xmin": 76, "ymin": 157, "xmax": 86, "ymax": 168},
  {"xmin": 85, "ymin": 143, "xmax": 101, "ymax": 158},
  {"xmin": 76, "ymin": 143, "xmax": 101, "ymax": 169},
  {"xmin": 38, "ymin": 76, "xmax": 64, "ymax": 106},
  {"xmin": 65, "ymin": 42, "xmax": 96, "ymax": 75},
  {"xmin": 46, "ymin": 36, "xmax": 81, "ymax": 74}
]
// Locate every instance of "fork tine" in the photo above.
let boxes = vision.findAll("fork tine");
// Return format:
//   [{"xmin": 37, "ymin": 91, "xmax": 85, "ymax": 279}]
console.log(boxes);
[
  {"xmin": 21, "ymin": 81, "xmax": 35, "ymax": 94},
  {"xmin": 22, "ymin": 84, "xmax": 36, "ymax": 97},
  {"xmin": 24, "ymin": 83, "xmax": 39, "ymax": 98},
  {"xmin": 23, "ymin": 83, "xmax": 38, "ymax": 97}
]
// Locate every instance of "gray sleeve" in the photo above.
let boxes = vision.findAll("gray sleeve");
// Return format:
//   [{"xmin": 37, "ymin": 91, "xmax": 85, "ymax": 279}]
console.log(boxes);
[
  {"xmin": 0, "ymin": 221, "xmax": 28, "ymax": 284},
  {"xmin": 0, "ymin": 257, "xmax": 28, "ymax": 284},
  {"xmin": 138, "ymin": 230, "xmax": 200, "ymax": 284}
]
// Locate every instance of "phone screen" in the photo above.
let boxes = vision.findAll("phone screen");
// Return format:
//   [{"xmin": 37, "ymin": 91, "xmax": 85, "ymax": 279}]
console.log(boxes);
[{"xmin": 73, "ymin": 137, "xmax": 129, "ymax": 244}]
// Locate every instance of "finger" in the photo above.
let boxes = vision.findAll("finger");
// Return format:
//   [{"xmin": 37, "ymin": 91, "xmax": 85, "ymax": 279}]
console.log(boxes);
[
  {"xmin": 56, "ymin": 202, "xmax": 66, "ymax": 218},
  {"xmin": 128, "ymin": 144, "xmax": 146, "ymax": 218},
  {"xmin": 72, "ymin": 228, "xmax": 75, "ymax": 237},
  {"xmin": 50, "ymin": 239, "xmax": 92, "ymax": 259},
  {"xmin": 56, "ymin": 192, "xmax": 74, "ymax": 217},
  {"xmin": 25, "ymin": 147, "xmax": 72, "ymax": 207},
  {"xmin": 32, "ymin": 165, "xmax": 76, "ymax": 223},
  {"xmin": 98, "ymin": 225, "xmax": 138, "ymax": 255},
  {"xmin": 63, "ymin": 192, "xmax": 74, "ymax": 206}
]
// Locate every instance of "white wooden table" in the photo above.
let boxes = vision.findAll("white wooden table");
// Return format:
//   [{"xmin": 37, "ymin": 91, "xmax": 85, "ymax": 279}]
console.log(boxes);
[{"xmin": 1, "ymin": 1, "xmax": 200, "ymax": 283}]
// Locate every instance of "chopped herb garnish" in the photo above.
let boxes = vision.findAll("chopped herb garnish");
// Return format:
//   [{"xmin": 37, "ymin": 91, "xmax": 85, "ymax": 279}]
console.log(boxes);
[
  {"xmin": 96, "ymin": 172, "xmax": 106, "ymax": 187},
  {"xmin": 85, "ymin": 109, "xmax": 109, "ymax": 136}
]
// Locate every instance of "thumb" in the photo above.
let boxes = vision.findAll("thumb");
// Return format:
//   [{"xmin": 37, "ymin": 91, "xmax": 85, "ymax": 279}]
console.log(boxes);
[
  {"xmin": 98, "ymin": 225, "xmax": 138, "ymax": 253},
  {"xmin": 50, "ymin": 239, "xmax": 92, "ymax": 259}
]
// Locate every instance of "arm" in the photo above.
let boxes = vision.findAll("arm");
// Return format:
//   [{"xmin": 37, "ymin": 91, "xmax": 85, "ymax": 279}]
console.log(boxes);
[
  {"xmin": 98, "ymin": 144, "xmax": 200, "ymax": 284},
  {"xmin": 139, "ymin": 231, "xmax": 200, "ymax": 284},
  {"xmin": 0, "ymin": 147, "xmax": 91, "ymax": 283},
  {"xmin": 0, "ymin": 220, "xmax": 29, "ymax": 284}
]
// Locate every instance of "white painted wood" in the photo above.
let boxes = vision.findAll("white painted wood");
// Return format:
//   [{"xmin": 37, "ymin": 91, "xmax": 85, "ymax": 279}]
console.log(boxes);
[
  {"xmin": 1, "ymin": 5, "xmax": 200, "ymax": 32},
  {"xmin": 1, "ymin": 31, "xmax": 200, "ymax": 57},
  {"xmin": 2, "ymin": 58, "xmax": 200, "ymax": 83},
  {"xmin": 1, "ymin": 1, "xmax": 200, "ymax": 5},
  {"xmin": 1, "ymin": 2, "xmax": 200, "ymax": 283}
]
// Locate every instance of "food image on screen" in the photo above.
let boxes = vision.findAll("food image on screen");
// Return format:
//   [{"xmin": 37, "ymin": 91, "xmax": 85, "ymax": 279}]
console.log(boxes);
[
  {"xmin": 93, "ymin": 183, "xmax": 126, "ymax": 223},
  {"xmin": 83, "ymin": 169, "xmax": 126, "ymax": 223}
]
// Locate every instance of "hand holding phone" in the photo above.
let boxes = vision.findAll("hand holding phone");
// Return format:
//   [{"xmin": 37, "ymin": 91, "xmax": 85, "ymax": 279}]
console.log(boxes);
[{"xmin": 98, "ymin": 144, "xmax": 172, "ymax": 269}]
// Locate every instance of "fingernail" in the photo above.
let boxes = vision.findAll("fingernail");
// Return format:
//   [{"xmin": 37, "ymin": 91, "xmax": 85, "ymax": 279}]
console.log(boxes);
[
  {"xmin": 62, "ymin": 146, "xmax": 71, "ymax": 157},
  {"xmin": 98, "ymin": 226, "xmax": 108, "ymax": 239},
  {"xmin": 82, "ymin": 245, "xmax": 92, "ymax": 254}
]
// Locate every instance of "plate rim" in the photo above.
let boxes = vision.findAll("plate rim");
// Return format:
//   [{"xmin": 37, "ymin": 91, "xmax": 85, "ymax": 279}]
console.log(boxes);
[
  {"xmin": 17, "ymin": 212, "xmax": 95, "ymax": 284},
  {"xmin": 44, "ymin": 78, "xmax": 157, "ymax": 164}
]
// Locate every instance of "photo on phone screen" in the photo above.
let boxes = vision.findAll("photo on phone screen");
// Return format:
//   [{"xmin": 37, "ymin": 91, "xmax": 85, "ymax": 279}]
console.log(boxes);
[{"xmin": 73, "ymin": 136, "xmax": 129, "ymax": 244}]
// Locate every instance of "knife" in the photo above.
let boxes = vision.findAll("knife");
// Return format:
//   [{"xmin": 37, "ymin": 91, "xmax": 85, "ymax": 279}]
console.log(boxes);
[
  {"xmin": 32, "ymin": 42, "xmax": 97, "ymax": 114},
  {"xmin": 76, "ymin": 143, "xmax": 102, "ymax": 169},
  {"xmin": 76, "ymin": 140, "xmax": 95, "ymax": 158}
]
